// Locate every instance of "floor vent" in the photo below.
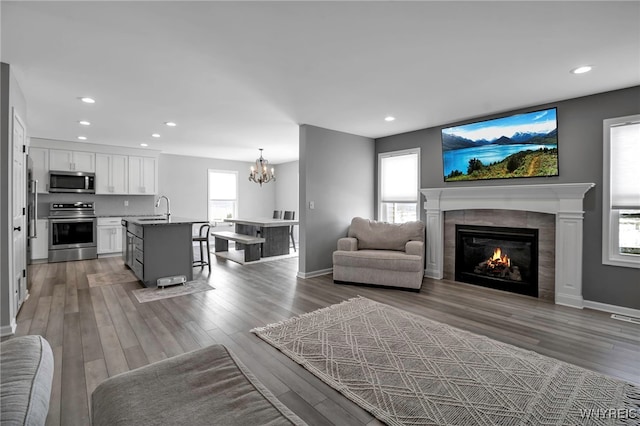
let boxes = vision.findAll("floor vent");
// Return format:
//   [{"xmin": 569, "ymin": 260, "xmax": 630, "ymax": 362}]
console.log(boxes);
[{"xmin": 611, "ymin": 314, "xmax": 640, "ymax": 325}]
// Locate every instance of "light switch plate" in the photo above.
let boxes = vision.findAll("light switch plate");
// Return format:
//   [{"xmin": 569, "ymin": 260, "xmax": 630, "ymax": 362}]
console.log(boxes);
[{"xmin": 309, "ymin": 201, "xmax": 315, "ymax": 209}]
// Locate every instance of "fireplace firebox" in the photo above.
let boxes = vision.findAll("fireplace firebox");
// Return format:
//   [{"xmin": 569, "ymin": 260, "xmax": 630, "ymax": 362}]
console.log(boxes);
[{"xmin": 455, "ymin": 224, "xmax": 538, "ymax": 297}]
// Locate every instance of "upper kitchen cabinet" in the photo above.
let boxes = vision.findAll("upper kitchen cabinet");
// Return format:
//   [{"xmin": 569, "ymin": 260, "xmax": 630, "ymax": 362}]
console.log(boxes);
[
  {"xmin": 96, "ymin": 154, "xmax": 128, "ymax": 194},
  {"xmin": 49, "ymin": 149, "xmax": 95, "ymax": 172},
  {"xmin": 128, "ymin": 156, "xmax": 157, "ymax": 195},
  {"xmin": 28, "ymin": 147, "xmax": 49, "ymax": 193}
]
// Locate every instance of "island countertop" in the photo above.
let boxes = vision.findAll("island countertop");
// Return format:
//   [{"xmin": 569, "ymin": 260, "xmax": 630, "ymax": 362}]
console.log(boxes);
[{"xmin": 123, "ymin": 217, "xmax": 208, "ymax": 226}]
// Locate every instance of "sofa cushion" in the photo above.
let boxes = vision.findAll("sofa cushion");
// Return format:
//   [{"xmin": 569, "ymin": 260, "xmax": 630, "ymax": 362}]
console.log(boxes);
[
  {"xmin": 92, "ymin": 344, "xmax": 306, "ymax": 426},
  {"xmin": 0, "ymin": 335, "xmax": 54, "ymax": 426},
  {"xmin": 348, "ymin": 217, "xmax": 424, "ymax": 251},
  {"xmin": 333, "ymin": 249, "xmax": 423, "ymax": 272}
]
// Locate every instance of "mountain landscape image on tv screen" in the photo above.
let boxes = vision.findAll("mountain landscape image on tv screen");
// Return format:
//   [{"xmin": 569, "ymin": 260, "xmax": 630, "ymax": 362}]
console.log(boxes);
[{"xmin": 442, "ymin": 108, "xmax": 558, "ymax": 181}]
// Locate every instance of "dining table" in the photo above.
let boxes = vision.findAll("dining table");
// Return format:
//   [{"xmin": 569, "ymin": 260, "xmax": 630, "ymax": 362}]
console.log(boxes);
[{"xmin": 223, "ymin": 217, "xmax": 298, "ymax": 257}]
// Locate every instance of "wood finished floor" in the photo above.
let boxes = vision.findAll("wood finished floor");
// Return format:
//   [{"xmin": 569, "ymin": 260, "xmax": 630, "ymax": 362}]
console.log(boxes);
[{"xmin": 12, "ymin": 256, "xmax": 640, "ymax": 426}]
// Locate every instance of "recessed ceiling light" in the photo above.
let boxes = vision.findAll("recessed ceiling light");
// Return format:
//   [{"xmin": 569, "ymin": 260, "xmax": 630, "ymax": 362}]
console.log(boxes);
[
  {"xmin": 79, "ymin": 120, "xmax": 91, "ymax": 126},
  {"xmin": 164, "ymin": 121, "xmax": 177, "ymax": 127},
  {"xmin": 77, "ymin": 136, "xmax": 87, "ymax": 141},
  {"xmin": 80, "ymin": 97, "xmax": 96, "ymax": 104},
  {"xmin": 140, "ymin": 143, "xmax": 149, "ymax": 147},
  {"xmin": 385, "ymin": 116, "xmax": 396, "ymax": 122},
  {"xmin": 151, "ymin": 133, "xmax": 161, "ymax": 138},
  {"xmin": 571, "ymin": 65, "xmax": 592, "ymax": 74}
]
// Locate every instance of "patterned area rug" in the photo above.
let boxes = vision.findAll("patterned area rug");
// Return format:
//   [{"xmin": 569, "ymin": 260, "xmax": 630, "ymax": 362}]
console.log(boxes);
[
  {"xmin": 252, "ymin": 297, "xmax": 640, "ymax": 426},
  {"xmin": 87, "ymin": 271, "xmax": 138, "ymax": 287},
  {"xmin": 132, "ymin": 281, "xmax": 213, "ymax": 303}
]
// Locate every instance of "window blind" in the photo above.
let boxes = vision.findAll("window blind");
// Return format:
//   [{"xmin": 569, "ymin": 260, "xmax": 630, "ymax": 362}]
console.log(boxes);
[
  {"xmin": 380, "ymin": 153, "xmax": 418, "ymax": 202},
  {"xmin": 611, "ymin": 122, "xmax": 640, "ymax": 209},
  {"xmin": 208, "ymin": 171, "xmax": 237, "ymax": 200}
]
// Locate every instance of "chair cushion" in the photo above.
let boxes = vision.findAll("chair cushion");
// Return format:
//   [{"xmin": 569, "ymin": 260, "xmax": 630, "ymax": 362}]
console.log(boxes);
[
  {"xmin": 0, "ymin": 335, "xmax": 54, "ymax": 426},
  {"xmin": 333, "ymin": 249, "xmax": 423, "ymax": 272},
  {"xmin": 348, "ymin": 217, "xmax": 424, "ymax": 251}
]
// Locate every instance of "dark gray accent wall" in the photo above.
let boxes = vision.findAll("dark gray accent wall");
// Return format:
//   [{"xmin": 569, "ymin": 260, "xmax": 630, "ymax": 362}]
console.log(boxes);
[
  {"xmin": 376, "ymin": 86, "xmax": 640, "ymax": 310},
  {"xmin": 299, "ymin": 125, "xmax": 374, "ymax": 275}
]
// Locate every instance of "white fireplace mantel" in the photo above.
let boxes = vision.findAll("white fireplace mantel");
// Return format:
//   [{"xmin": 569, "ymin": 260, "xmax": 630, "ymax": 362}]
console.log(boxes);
[{"xmin": 420, "ymin": 183, "xmax": 595, "ymax": 309}]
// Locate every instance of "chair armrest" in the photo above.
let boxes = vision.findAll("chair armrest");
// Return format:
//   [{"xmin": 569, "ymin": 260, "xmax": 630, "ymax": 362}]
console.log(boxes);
[
  {"xmin": 337, "ymin": 237, "xmax": 358, "ymax": 251},
  {"xmin": 406, "ymin": 240, "xmax": 424, "ymax": 257}
]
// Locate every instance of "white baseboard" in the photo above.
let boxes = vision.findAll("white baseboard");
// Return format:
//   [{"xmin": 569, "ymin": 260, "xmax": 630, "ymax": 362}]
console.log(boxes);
[
  {"xmin": 424, "ymin": 268, "xmax": 442, "ymax": 279},
  {"xmin": 555, "ymin": 293, "xmax": 584, "ymax": 309},
  {"xmin": 583, "ymin": 299, "xmax": 640, "ymax": 318},
  {"xmin": 0, "ymin": 319, "xmax": 17, "ymax": 338},
  {"xmin": 297, "ymin": 268, "xmax": 333, "ymax": 279}
]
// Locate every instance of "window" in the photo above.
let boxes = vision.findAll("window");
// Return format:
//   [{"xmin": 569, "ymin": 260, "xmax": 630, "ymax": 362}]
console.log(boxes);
[
  {"xmin": 602, "ymin": 115, "xmax": 640, "ymax": 268},
  {"xmin": 378, "ymin": 148, "xmax": 420, "ymax": 223},
  {"xmin": 208, "ymin": 170, "xmax": 238, "ymax": 222}
]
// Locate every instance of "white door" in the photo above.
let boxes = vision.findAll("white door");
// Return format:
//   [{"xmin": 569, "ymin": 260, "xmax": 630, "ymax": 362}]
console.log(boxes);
[{"xmin": 12, "ymin": 109, "xmax": 27, "ymax": 316}]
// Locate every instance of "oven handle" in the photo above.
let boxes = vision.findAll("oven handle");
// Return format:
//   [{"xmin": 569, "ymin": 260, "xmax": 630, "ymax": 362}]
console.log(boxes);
[{"xmin": 49, "ymin": 218, "xmax": 96, "ymax": 224}]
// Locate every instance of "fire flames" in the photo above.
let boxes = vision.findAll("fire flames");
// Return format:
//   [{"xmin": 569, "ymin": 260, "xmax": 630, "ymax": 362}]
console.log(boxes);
[{"xmin": 487, "ymin": 247, "xmax": 511, "ymax": 268}]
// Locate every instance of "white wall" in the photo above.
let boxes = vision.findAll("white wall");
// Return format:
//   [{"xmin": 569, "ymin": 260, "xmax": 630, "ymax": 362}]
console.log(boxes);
[
  {"xmin": 275, "ymin": 160, "xmax": 299, "ymax": 242},
  {"xmin": 158, "ymin": 153, "xmax": 276, "ymax": 222}
]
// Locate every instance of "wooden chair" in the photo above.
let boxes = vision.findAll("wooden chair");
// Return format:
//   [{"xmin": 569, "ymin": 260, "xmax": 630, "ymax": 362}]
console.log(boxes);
[
  {"xmin": 283, "ymin": 211, "xmax": 296, "ymax": 252},
  {"xmin": 193, "ymin": 224, "xmax": 212, "ymax": 269},
  {"xmin": 273, "ymin": 210, "xmax": 283, "ymax": 219}
]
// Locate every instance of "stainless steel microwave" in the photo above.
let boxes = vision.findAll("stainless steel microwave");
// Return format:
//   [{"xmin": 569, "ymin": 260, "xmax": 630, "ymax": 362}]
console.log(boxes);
[{"xmin": 49, "ymin": 171, "xmax": 95, "ymax": 193}]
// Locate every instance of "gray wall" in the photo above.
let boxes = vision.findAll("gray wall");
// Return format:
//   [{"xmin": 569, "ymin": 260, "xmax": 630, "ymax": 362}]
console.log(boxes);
[
  {"xmin": 299, "ymin": 125, "xmax": 374, "ymax": 275},
  {"xmin": 1, "ymin": 62, "xmax": 28, "ymax": 332},
  {"xmin": 376, "ymin": 86, "xmax": 640, "ymax": 310}
]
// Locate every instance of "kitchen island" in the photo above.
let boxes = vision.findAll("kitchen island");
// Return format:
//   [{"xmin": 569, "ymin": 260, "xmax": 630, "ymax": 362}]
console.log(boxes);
[{"xmin": 122, "ymin": 217, "xmax": 207, "ymax": 287}]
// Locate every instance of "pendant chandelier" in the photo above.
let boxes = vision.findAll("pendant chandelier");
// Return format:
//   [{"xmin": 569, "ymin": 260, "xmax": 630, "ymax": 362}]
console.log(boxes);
[{"xmin": 248, "ymin": 148, "xmax": 276, "ymax": 186}]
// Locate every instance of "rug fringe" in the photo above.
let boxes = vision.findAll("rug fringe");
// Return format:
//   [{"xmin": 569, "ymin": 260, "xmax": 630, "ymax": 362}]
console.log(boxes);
[{"xmin": 624, "ymin": 383, "xmax": 640, "ymax": 407}]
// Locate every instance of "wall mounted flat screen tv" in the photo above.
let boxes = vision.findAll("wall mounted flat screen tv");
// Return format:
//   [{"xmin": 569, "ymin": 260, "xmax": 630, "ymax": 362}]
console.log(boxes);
[{"xmin": 442, "ymin": 107, "xmax": 558, "ymax": 182}]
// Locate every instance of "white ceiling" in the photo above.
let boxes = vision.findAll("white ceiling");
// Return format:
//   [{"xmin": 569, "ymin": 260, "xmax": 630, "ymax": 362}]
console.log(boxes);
[{"xmin": 2, "ymin": 1, "xmax": 639, "ymax": 164}]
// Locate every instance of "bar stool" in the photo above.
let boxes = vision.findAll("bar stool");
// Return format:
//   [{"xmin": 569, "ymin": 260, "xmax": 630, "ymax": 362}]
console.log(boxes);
[
  {"xmin": 283, "ymin": 211, "xmax": 296, "ymax": 252},
  {"xmin": 193, "ymin": 224, "xmax": 212, "ymax": 270}
]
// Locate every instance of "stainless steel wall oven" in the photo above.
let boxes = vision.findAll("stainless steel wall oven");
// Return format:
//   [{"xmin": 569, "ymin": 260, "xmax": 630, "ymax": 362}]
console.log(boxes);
[{"xmin": 48, "ymin": 202, "xmax": 97, "ymax": 262}]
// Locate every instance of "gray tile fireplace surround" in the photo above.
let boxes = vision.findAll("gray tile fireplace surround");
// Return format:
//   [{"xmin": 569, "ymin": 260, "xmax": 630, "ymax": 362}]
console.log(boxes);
[{"xmin": 444, "ymin": 210, "xmax": 555, "ymax": 301}]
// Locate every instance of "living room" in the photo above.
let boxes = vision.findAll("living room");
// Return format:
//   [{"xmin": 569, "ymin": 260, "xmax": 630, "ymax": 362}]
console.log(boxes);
[{"xmin": 1, "ymin": 2, "xmax": 639, "ymax": 425}]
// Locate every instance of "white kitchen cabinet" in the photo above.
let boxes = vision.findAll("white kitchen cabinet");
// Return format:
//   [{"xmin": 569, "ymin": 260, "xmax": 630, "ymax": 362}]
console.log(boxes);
[
  {"xmin": 28, "ymin": 147, "xmax": 49, "ymax": 193},
  {"xmin": 128, "ymin": 156, "xmax": 157, "ymax": 195},
  {"xmin": 49, "ymin": 149, "xmax": 95, "ymax": 172},
  {"xmin": 96, "ymin": 154, "xmax": 128, "ymax": 194},
  {"xmin": 97, "ymin": 217, "xmax": 123, "ymax": 255},
  {"xmin": 30, "ymin": 219, "xmax": 49, "ymax": 260}
]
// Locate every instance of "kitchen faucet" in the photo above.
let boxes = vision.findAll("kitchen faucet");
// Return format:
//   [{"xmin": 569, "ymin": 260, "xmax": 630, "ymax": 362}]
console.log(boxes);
[{"xmin": 155, "ymin": 195, "xmax": 171, "ymax": 220}]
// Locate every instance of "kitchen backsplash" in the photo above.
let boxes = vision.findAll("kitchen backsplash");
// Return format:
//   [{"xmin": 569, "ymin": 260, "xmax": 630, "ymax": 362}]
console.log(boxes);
[{"xmin": 38, "ymin": 194, "xmax": 156, "ymax": 217}]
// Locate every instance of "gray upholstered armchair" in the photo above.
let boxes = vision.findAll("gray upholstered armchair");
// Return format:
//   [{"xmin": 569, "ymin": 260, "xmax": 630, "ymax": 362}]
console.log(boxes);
[{"xmin": 332, "ymin": 217, "xmax": 425, "ymax": 291}]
